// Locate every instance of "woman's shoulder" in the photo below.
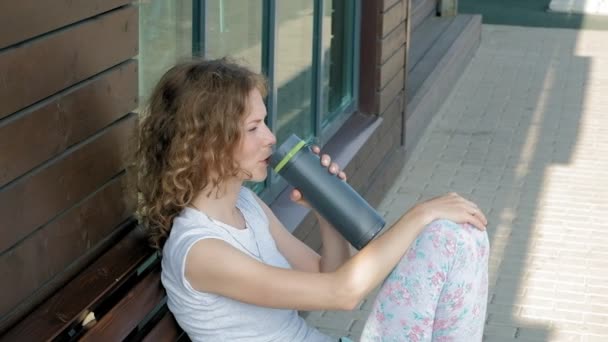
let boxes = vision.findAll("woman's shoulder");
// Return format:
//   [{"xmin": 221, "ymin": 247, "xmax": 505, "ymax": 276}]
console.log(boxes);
[
  {"xmin": 172, "ymin": 207, "xmax": 214, "ymax": 231},
  {"xmin": 238, "ymin": 186, "xmax": 257, "ymax": 203},
  {"xmin": 238, "ymin": 186, "xmax": 269, "ymax": 224},
  {"xmin": 165, "ymin": 208, "xmax": 227, "ymax": 251},
  {"xmin": 237, "ymin": 186, "xmax": 266, "ymax": 211}
]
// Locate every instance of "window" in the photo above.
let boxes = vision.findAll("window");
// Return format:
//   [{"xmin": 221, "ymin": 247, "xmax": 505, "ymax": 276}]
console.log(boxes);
[
  {"xmin": 274, "ymin": 2, "xmax": 316, "ymax": 146},
  {"xmin": 322, "ymin": 0, "xmax": 356, "ymax": 125},
  {"xmin": 204, "ymin": 0, "xmax": 264, "ymax": 74},
  {"xmin": 137, "ymin": 0, "xmax": 359, "ymax": 198},
  {"xmin": 137, "ymin": 0, "xmax": 194, "ymax": 106}
]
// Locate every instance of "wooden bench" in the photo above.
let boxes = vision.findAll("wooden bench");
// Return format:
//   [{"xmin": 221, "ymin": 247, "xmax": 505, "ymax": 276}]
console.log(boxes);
[{"xmin": 1, "ymin": 219, "xmax": 189, "ymax": 341}]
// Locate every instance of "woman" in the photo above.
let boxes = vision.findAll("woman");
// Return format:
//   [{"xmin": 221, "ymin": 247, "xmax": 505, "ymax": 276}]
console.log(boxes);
[{"xmin": 133, "ymin": 58, "xmax": 490, "ymax": 341}]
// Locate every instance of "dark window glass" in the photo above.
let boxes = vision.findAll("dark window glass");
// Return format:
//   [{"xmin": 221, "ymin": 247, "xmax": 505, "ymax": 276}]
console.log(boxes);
[
  {"xmin": 322, "ymin": 0, "xmax": 355, "ymax": 124},
  {"xmin": 275, "ymin": 1, "xmax": 315, "ymax": 145}
]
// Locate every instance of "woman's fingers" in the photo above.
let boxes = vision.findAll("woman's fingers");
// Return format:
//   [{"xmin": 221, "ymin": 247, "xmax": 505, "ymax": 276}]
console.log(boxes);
[
  {"xmin": 447, "ymin": 193, "xmax": 488, "ymax": 225},
  {"xmin": 320, "ymin": 154, "xmax": 331, "ymax": 167},
  {"xmin": 316, "ymin": 149, "xmax": 348, "ymax": 180},
  {"xmin": 329, "ymin": 162, "xmax": 339, "ymax": 174},
  {"xmin": 461, "ymin": 204, "xmax": 487, "ymax": 230},
  {"xmin": 463, "ymin": 199, "xmax": 488, "ymax": 225},
  {"xmin": 461, "ymin": 202, "xmax": 486, "ymax": 223},
  {"xmin": 468, "ymin": 213, "xmax": 487, "ymax": 231},
  {"xmin": 440, "ymin": 192, "xmax": 488, "ymax": 229},
  {"xmin": 320, "ymin": 154, "xmax": 340, "ymax": 175},
  {"xmin": 474, "ymin": 208, "xmax": 488, "ymax": 225},
  {"xmin": 290, "ymin": 188, "xmax": 303, "ymax": 201},
  {"xmin": 290, "ymin": 188, "xmax": 312, "ymax": 209}
]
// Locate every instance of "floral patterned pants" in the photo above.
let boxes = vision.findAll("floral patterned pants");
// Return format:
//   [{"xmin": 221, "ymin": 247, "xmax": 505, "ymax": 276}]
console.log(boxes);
[{"xmin": 361, "ymin": 219, "xmax": 490, "ymax": 342}]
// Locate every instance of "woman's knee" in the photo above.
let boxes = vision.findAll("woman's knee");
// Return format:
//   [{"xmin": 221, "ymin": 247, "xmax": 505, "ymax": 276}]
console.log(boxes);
[
  {"xmin": 426, "ymin": 219, "xmax": 487, "ymax": 245},
  {"xmin": 413, "ymin": 219, "xmax": 489, "ymax": 265}
]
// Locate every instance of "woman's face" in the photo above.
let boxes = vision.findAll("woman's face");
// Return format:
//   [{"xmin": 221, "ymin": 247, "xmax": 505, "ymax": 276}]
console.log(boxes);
[{"xmin": 233, "ymin": 88, "xmax": 276, "ymax": 182}]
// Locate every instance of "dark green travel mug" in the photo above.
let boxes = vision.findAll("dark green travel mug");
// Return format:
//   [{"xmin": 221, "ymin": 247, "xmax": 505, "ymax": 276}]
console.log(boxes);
[{"xmin": 270, "ymin": 134, "xmax": 385, "ymax": 250}]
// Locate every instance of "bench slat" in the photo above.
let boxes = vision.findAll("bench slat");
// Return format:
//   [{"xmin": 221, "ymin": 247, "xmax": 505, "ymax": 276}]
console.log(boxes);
[
  {"xmin": 142, "ymin": 310, "xmax": 184, "ymax": 342},
  {"xmin": 80, "ymin": 267, "xmax": 164, "ymax": 341},
  {"xmin": 1, "ymin": 176, "xmax": 134, "ymax": 329},
  {"xmin": 1, "ymin": 223, "xmax": 152, "ymax": 341}
]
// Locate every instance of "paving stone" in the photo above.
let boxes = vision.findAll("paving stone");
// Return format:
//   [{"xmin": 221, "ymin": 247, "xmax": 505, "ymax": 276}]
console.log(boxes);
[{"xmin": 304, "ymin": 24, "xmax": 608, "ymax": 340}]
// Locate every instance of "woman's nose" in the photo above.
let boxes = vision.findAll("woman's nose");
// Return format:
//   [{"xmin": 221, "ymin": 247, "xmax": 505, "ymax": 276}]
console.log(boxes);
[
  {"xmin": 264, "ymin": 125, "xmax": 276, "ymax": 145},
  {"xmin": 267, "ymin": 131, "xmax": 277, "ymax": 146}
]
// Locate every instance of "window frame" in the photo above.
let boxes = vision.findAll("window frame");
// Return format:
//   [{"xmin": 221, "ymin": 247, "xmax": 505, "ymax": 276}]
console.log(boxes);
[{"xmin": 194, "ymin": 0, "xmax": 361, "ymax": 202}]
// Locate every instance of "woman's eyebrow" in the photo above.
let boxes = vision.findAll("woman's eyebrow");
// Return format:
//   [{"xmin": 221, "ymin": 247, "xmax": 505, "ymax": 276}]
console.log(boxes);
[{"xmin": 248, "ymin": 114, "xmax": 267, "ymax": 123}]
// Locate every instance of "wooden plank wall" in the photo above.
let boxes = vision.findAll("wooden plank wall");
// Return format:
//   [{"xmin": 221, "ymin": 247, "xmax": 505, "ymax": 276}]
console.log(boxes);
[
  {"xmin": 356, "ymin": 0, "xmax": 408, "ymax": 183},
  {"xmin": 359, "ymin": 0, "xmax": 408, "ymax": 117},
  {"xmin": 0, "ymin": 1, "xmax": 138, "ymax": 332}
]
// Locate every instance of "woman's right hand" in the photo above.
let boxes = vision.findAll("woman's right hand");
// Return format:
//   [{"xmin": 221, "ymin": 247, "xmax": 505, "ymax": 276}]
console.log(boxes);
[{"xmin": 410, "ymin": 192, "xmax": 488, "ymax": 230}]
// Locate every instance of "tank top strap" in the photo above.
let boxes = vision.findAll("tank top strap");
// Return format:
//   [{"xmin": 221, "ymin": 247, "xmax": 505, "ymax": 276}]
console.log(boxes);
[{"xmin": 237, "ymin": 187, "xmax": 268, "ymax": 227}]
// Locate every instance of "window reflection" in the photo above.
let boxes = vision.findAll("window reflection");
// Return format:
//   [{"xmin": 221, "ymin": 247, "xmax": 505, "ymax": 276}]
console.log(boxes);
[
  {"xmin": 322, "ymin": 0, "xmax": 354, "ymax": 123},
  {"xmin": 275, "ymin": 1, "xmax": 315, "ymax": 145},
  {"xmin": 206, "ymin": 0, "xmax": 263, "ymax": 74},
  {"xmin": 135, "ymin": 0, "xmax": 357, "ymax": 196},
  {"xmin": 137, "ymin": 0, "xmax": 193, "ymax": 106}
]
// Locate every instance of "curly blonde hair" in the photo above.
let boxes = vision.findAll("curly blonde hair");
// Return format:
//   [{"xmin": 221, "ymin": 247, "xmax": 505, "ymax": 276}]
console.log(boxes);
[{"xmin": 132, "ymin": 58, "xmax": 267, "ymax": 249}]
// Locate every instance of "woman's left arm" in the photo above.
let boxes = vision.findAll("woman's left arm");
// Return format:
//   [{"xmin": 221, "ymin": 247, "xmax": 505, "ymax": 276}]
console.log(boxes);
[
  {"xmin": 254, "ymin": 196, "xmax": 352, "ymax": 273},
  {"xmin": 254, "ymin": 197, "xmax": 321, "ymax": 272},
  {"xmin": 315, "ymin": 213, "xmax": 352, "ymax": 272},
  {"xmin": 289, "ymin": 146, "xmax": 352, "ymax": 272},
  {"xmin": 254, "ymin": 147, "xmax": 353, "ymax": 273}
]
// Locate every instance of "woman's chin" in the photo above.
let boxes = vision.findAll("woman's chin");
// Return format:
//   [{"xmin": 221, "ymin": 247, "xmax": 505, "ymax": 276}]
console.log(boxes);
[
  {"xmin": 252, "ymin": 173, "xmax": 268, "ymax": 182},
  {"xmin": 243, "ymin": 171, "xmax": 268, "ymax": 183}
]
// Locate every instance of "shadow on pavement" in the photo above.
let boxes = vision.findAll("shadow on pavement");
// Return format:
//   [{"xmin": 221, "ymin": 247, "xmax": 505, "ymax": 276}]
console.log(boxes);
[
  {"xmin": 383, "ymin": 26, "xmax": 597, "ymax": 341},
  {"xmin": 460, "ymin": 0, "xmax": 608, "ymax": 30}
]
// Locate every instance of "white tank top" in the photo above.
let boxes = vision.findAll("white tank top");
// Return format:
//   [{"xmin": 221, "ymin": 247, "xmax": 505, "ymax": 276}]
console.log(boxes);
[{"xmin": 161, "ymin": 187, "xmax": 333, "ymax": 342}]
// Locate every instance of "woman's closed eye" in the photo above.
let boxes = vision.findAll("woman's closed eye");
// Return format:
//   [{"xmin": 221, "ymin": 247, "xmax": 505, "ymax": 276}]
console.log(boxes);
[{"xmin": 248, "ymin": 126, "xmax": 258, "ymax": 132}]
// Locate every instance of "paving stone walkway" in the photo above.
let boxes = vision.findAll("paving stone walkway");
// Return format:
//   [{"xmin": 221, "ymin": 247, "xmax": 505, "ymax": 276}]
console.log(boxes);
[{"xmin": 304, "ymin": 24, "xmax": 608, "ymax": 341}]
